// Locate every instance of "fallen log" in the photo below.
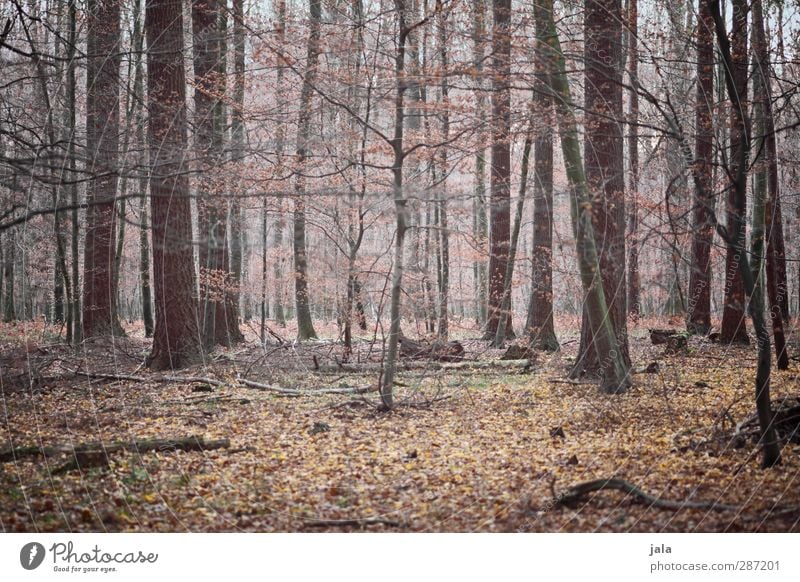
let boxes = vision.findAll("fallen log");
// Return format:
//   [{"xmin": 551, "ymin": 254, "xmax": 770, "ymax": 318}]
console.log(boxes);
[
  {"xmin": 317, "ymin": 359, "xmax": 531, "ymax": 374},
  {"xmin": 0, "ymin": 435, "xmax": 230, "ymax": 465},
  {"xmin": 399, "ymin": 335, "xmax": 465, "ymax": 362},
  {"xmin": 556, "ymin": 478, "xmax": 738, "ymax": 512}
]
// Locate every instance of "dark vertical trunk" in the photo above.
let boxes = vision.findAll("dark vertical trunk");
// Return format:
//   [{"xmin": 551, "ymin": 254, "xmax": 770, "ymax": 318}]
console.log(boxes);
[
  {"xmin": 68, "ymin": 0, "xmax": 81, "ymax": 343},
  {"xmin": 83, "ymin": 0, "xmax": 124, "ymax": 338},
  {"xmin": 2, "ymin": 233, "xmax": 14, "ymax": 322},
  {"xmin": 752, "ymin": 0, "xmax": 789, "ymax": 369},
  {"xmin": 626, "ymin": 0, "xmax": 640, "ymax": 319},
  {"xmin": 687, "ymin": 0, "xmax": 715, "ymax": 335},
  {"xmin": 192, "ymin": 0, "xmax": 228, "ymax": 348},
  {"xmin": 710, "ymin": 0, "xmax": 780, "ymax": 468},
  {"xmin": 485, "ymin": 0, "xmax": 512, "ymax": 339},
  {"xmin": 526, "ymin": 9, "xmax": 558, "ymax": 351},
  {"xmin": 145, "ymin": 0, "xmax": 203, "ymax": 370},
  {"xmin": 719, "ymin": 0, "xmax": 750, "ymax": 345},
  {"xmin": 293, "ymin": 0, "xmax": 321, "ymax": 341},
  {"xmin": 573, "ymin": 0, "xmax": 629, "ymax": 377},
  {"xmin": 536, "ymin": 0, "xmax": 629, "ymax": 393}
]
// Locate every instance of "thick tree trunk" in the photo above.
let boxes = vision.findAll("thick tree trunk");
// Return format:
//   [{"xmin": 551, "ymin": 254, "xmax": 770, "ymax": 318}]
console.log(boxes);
[
  {"xmin": 536, "ymin": 0, "xmax": 630, "ymax": 393},
  {"xmin": 485, "ymin": 0, "xmax": 512, "ymax": 339},
  {"xmin": 525, "ymin": 10, "xmax": 558, "ymax": 352},
  {"xmin": 573, "ymin": 0, "xmax": 629, "ymax": 377},
  {"xmin": 145, "ymin": 0, "xmax": 203, "ymax": 370},
  {"xmin": 293, "ymin": 0, "xmax": 321, "ymax": 341},
  {"xmin": 83, "ymin": 0, "xmax": 124, "ymax": 338},
  {"xmin": 687, "ymin": 0, "xmax": 715, "ymax": 335},
  {"xmin": 719, "ymin": 0, "xmax": 750, "ymax": 345}
]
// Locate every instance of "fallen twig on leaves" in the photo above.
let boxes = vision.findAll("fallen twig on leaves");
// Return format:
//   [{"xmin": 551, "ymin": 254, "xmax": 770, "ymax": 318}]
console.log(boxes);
[
  {"xmin": 556, "ymin": 478, "xmax": 739, "ymax": 512},
  {"xmin": 301, "ymin": 517, "xmax": 403, "ymax": 529}
]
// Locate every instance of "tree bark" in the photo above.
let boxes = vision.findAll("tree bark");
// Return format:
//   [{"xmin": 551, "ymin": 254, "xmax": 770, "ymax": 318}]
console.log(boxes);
[
  {"xmin": 536, "ymin": 0, "xmax": 630, "ymax": 393},
  {"xmin": 752, "ymin": 0, "xmax": 789, "ymax": 369},
  {"xmin": 719, "ymin": 0, "xmax": 750, "ymax": 345},
  {"xmin": 687, "ymin": 0, "xmax": 715, "ymax": 335},
  {"xmin": 573, "ymin": 0, "xmax": 629, "ymax": 377},
  {"xmin": 626, "ymin": 0, "xmax": 640, "ymax": 319},
  {"xmin": 471, "ymin": 0, "xmax": 488, "ymax": 326},
  {"xmin": 82, "ymin": 0, "xmax": 124, "ymax": 338},
  {"xmin": 525, "ymin": 8, "xmax": 558, "ymax": 352},
  {"xmin": 145, "ymin": 0, "xmax": 203, "ymax": 370},
  {"xmin": 485, "ymin": 0, "xmax": 512, "ymax": 340},
  {"xmin": 293, "ymin": 0, "xmax": 322, "ymax": 341}
]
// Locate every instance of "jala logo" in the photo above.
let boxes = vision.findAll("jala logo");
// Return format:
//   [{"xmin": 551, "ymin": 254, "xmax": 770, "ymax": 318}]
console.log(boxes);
[{"xmin": 20, "ymin": 542, "xmax": 46, "ymax": 570}]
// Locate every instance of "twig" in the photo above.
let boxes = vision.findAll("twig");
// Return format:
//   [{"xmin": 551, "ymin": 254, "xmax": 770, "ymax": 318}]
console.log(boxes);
[{"xmin": 301, "ymin": 517, "xmax": 403, "ymax": 529}]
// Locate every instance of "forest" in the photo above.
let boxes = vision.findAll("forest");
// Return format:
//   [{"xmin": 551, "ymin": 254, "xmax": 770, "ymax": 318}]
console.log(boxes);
[{"xmin": 1, "ymin": 0, "xmax": 799, "ymax": 532}]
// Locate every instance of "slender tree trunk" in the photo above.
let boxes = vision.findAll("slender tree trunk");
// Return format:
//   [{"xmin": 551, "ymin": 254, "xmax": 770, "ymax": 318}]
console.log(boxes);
[
  {"xmin": 293, "ymin": 0, "xmax": 321, "ymax": 341},
  {"xmin": 68, "ymin": 0, "xmax": 81, "ymax": 343},
  {"xmin": 273, "ymin": 0, "xmax": 287, "ymax": 326},
  {"xmin": 626, "ymin": 0, "xmax": 640, "ymax": 319},
  {"xmin": 83, "ymin": 0, "xmax": 124, "ymax": 338},
  {"xmin": 471, "ymin": 0, "xmax": 488, "ymax": 326},
  {"xmin": 485, "ymin": 0, "xmax": 512, "ymax": 340},
  {"xmin": 687, "ymin": 0, "xmax": 715, "ymax": 335},
  {"xmin": 145, "ymin": 0, "xmax": 203, "ymax": 370},
  {"xmin": 381, "ymin": 0, "xmax": 412, "ymax": 410},
  {"xmin": 710, "ymin": 0, "xmax": 779, "ymax": 467},
  {"xmin": 752, "ymin": 0, "xmax": 789, "ymax": 369},
  {"xmin": 2, "ymin": 233, "xmax": 14, "ymax": 322},
  {"xmin": 436, "ymin": 0, "xmax": 450, "ymax": 339},
  {"xmin": 526, "ymin": 9, "xmax": 558, "ymax": 352},
  {"xmin": 536, "ymin": 0, "xmax": 630, "ymax": 393},
  {"xmin": 719, "ymin": 0, "xmax": 750, "ymax": 345},
  {"xmin": 573, "ymin": 0, "xmax": 629, "ymax": 377}
]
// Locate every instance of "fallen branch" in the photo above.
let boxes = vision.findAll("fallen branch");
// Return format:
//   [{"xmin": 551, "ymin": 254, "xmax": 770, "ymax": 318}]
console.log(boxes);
[
  {"xmin": 317, "ymin": 359, "xmax": 531, "ymax": 374},
  {"xmin": 301, "ymin": 517, "xmax": 403, "ymax": 529},
  {"xmin": 0, "ymin": 435, "xmax": 230, "ymax": 466},
  {"xmin": 237, "ymin": 377, "xmax": 375, "ymax": 396},
  {"xmin": 556, "ymin": 478, "xmax": 738, "ymax": 512}
]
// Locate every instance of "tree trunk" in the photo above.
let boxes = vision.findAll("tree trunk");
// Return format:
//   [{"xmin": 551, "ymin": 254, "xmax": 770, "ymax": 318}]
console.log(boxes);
[
  {"xmin": 710, "ymin": 0, "xmax": 780, "ymax": 467},
  {"xmin": 293, "ymin": 0, "xmax": 321, "ymax": 341},
  {"xmin": 536, "ymin": 0, "xmax": 630, "ymax": 393},
  {"xmin": 83, "ymin": 0, "xmax": 124, "ymax": 338},
  {"xmin": 145, "ymin": 0, "xmax": 203, "ymax": 370},
  {"xmin": 471, "ymin": 0, "xmax": 488, "ymax": 326},
  {"xmin": 573, "ymin": 0, "xmax": 629, "ymax": 377},
  {"xmin": 273, "ymin": 0, "xmax": 287, "ymax": 327},
  {"xmin": 626, "ymin": 0, "xmax": 640, "ymax": 319},
  {"xmin": 525, "ymin": 9, "xmax": 558, "ymax": 352},
  {"xmin": 485, "ymin": 0, "xmax": 512, "ymax": 340},
  {"xmin": 68, "ymin": 0, "xmax": 81, "ymax": 343},
  {"xmin": 687, "ymin": 0, "xmax": 715, "ymax": 335},
  {"xmin": 436, "ymin": 0, "xmax": 450, "ymax": 339},
  {"xmin": 719, "ymin": 0, "xmax": 750, "ymax": 345},
  {"xmin": 752, "ymin": 0, "xmax": 789, "ymax": 369}
]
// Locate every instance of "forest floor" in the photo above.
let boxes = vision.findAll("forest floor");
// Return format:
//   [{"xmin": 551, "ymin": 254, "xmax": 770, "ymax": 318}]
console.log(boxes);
[{"xmin": 1, "ymin": 318, "xmax": 799, "ymax": 532}]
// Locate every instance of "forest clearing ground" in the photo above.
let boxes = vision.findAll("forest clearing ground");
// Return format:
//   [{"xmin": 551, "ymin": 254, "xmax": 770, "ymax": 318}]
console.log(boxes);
[{"xmin": 1, "ymin": 319, "xmax": 799, "ymax": 532}]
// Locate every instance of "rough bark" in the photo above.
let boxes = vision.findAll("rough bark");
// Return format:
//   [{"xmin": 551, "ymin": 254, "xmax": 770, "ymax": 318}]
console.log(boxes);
[
  {"xmin": 525, "ymin": 8, "xmax": 558, "ymax": 352},
  {"xmin": 719, "ymin": 0, "xmax": 750, "ymax": 345},
  {"xmin": 536, "ymin": 0, "xmax": 630, "ymax": 393},
  {"xmin": 626, "ymin": 0, "xmax": 640, "ymax": 319},
  {"xmin": 687, "ymin": 0, "xmax": 715, "ymax": 335},
  {"xmin": 145, "ymin": 0, "xmax": 203, "ymax": 370},
  {"xmin": 485, "ymin": 0, "xmax": 512, "ymax": 339},
  {"xmin": 82, "ymin": 0, "xmax": 124, "ymax": 338},
  {"xmin": 573, "ymin": 0, "xmax": 630, "ymax": 377}
]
